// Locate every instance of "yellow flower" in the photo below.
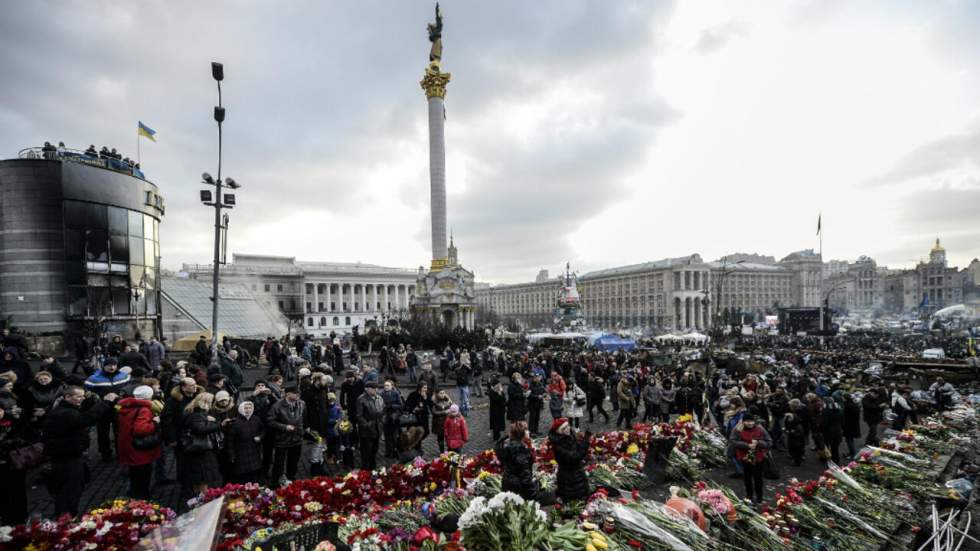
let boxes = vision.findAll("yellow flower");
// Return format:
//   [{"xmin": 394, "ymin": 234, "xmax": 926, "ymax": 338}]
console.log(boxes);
[{"xmin": 626, "ymin": 443, "xmax": 640, "ymax": 456}]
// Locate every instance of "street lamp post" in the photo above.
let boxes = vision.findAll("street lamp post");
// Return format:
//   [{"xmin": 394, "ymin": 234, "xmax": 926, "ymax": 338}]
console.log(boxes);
[{"xmin": 200, "ymin": 62, "xmax": 241, "ymax": 363}]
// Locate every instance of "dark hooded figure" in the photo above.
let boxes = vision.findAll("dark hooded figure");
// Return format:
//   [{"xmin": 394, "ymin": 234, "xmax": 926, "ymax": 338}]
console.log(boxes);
[
  {"xmin": 494, "ymin": 421, "xmax": 537, "ymax": 500},
  {"xmin": 549, "ymin": 417, "xmax": 592, "ymax": 502}
]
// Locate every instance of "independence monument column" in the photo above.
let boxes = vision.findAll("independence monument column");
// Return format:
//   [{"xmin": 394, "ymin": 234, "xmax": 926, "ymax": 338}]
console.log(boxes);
[
  {"xmin": 421, "ymin": 4, "xmax": 451, "ymax": 269},
  {"xmin": 411, "ymin": 3, "xmax": 477, "ymax": 330}
]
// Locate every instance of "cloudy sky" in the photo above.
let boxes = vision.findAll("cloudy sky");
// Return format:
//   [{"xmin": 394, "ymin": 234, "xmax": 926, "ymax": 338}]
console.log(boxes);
[{"xmin": 2, "ymin": 1, "xmax": 979, "ymax": 283}]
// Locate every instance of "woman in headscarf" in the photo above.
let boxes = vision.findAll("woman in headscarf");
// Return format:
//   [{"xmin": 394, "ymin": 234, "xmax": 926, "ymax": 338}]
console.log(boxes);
[{"xmin": 228, "ymin": 400, "xmax": 264, "ymax": 483}]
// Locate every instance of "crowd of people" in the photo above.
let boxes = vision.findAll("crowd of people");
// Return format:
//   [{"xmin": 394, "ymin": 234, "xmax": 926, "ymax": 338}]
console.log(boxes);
[
  {"xmin": 0, "ymin": 325, "xmax": 972, "ymax": 525},
  {"xmin": 34, "ymin": 141, "xmax": 144, "ymax": 178}
]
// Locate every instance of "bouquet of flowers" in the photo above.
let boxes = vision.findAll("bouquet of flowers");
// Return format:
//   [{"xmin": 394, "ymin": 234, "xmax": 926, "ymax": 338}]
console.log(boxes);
[
  {"xmin": 457, "ymin": 492, "xmax": 551, "ymax": 551},
  {"xmin": 0, "ymin": 499, "xmax": 176, "ymax": 551},
  {"xmin": 691, "ymin": 483, "xmax": 791, "ymax": 551}
]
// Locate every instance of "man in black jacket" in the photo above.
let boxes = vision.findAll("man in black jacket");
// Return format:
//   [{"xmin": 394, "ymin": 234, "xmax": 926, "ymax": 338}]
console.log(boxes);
[
  {"xmin": 42, "ymin": 386, "xmax": 116, "ymax": 516},
  {"xmin": 355, "ymin": 382, "xmax": 384, "ymax": 470},
  {"xmin": 861, "ymin": 386, "xmax": 886, "ymax": 446},
  {"xmin": 267, "ymin": 384, "xmax": 305, "ymax": 487},
  {"xmin": 527, "ymin": 373, "xmax": 546, "ymax": 436}
]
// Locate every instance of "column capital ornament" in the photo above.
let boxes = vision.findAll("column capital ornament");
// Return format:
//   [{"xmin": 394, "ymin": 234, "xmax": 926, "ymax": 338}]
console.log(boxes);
[{"xmin": 421, "ymin": 62, "xmax": 452, "ymax": 99}]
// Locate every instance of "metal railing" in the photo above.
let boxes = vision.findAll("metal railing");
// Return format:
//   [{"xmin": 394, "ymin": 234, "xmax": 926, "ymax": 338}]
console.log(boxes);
[{"xmin": 18, "ymin": 146, "xmax": 146, "ymax": 180}]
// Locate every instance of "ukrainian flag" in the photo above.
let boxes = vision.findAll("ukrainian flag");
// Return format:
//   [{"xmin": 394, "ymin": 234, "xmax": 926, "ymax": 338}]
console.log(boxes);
[{"xmin": 138, "ymin": 121, "xmax": 157, "ymax": 142}]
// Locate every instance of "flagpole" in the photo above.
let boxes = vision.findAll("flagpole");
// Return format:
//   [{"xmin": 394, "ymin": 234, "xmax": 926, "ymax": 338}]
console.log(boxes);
[{"xmin": 137, "ymin": 127, "xmax": 141, "ymax": 166}]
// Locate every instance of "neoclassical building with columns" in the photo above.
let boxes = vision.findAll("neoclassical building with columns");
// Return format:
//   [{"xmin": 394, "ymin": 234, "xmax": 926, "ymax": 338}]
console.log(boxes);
[{"xmin": 182, "ymin": 254, "xmax": 417, "ymax": 337}]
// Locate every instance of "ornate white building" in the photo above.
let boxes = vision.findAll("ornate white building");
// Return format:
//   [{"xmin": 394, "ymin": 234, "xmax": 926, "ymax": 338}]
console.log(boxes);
[{"xmin": 182, "ymin": 253, "xmax": 417, "ymax": 337}]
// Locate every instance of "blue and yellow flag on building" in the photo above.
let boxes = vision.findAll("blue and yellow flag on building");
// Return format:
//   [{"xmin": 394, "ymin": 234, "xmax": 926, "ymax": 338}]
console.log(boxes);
[{"xmin": 138, "ymin": 121, "xmax": 157, "ymax": 142}]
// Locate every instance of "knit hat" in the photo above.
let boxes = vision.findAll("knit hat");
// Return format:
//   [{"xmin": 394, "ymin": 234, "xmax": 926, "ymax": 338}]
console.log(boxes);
[
  {"xmin": 104, "ymin": 357, "xmax": 118, "ymax": 366},
  {"xmin": 551, "ymin": 417, "xmax": 569, "ymax": 432},
  {"xmin": 327, "ymin": 392, "xmax": 337, "ymax": 402},
  {"xmin": 448, "ymin": 404, "xmax": 460, "ymax": 415},
  {"xmin": 299, "ymin": 367, "xmax": 312, "ymax": 378},
  {"xmin": 133, "ymin": 385, "xmax": 154, "ymax": 400},
  {"xmin": 215, "ymin": 390, "xmax": 231, "ymax": 403}
]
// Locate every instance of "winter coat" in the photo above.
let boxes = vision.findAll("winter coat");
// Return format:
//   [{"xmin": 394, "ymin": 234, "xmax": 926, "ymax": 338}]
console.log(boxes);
[
  {"xmin": 455, "ymin": 364, "xmax": 471, "ymax": 387},
  {"xmin": 784, "ymin": 413, "xmax": 807, "ymax": 454},
  {"xmin": 116, "ymin": 397, "xmax": 161, "ymax": 466},
  {"xmin": 495, "ymin": 437, "xmax": 537, "ymax": 500},
  {"xmin": 267, "ymin": 398, "xmax": 306, "ymax": 448},
  {"xmin": 161, "ymin": 385, "xmax": 203, "ymax": 445},
  {"xmin": 325, "ymin": 403, "xmax": 343, "ymax": 438},
  {"xmin": 563, "ymin": 386, "xmax": 587, "ymax": 419},
  {"xmin": 820, "ymin": 400, "xmax": 844, "ymax": 443},
  {"xmin": 842, "ymin": 400, "xmax": 862, "ymax": 439},
  {"xmin": 588, "ymin": 379, "xmax": 606, "ymax": 404},
  {"xmin": 488, "ymin": 387, "xmax": 507, "ymax": 432},
  {"xmin": 355, "ymin": 393, "xmax": 384, "ymax": 438},
  {"xmin": 42, "ymin": 398, "xmax": 111, "ymax": 461},
  {"xmin": 418, "ymin": 369, "xmax": 438, "ymax": 393},
  {"xmin": 84, "ymin": 368, "xmax": 131, "ymax": 398},
  {"xmin": 528, "ymin": 381, "xmax": 546, "ymax": 411},
  {"xmin": 507, "ymin": 381, "xmax": 528, "ymax": 421},
  {"xmin": 228, "ymin": 413, "xmax": 264, "ymax": 476},
  {"xmin": 861, "ymin": 392, "xmax": 885, "ymax": 425},
  {"xmin": 182, "ymin": 410, "xmax": 223, "ymax": 488},
  {"xmin": 729, "ymin": 424, "xmax": 772, "ymax": 464},
  {"xmin": 617, "ymin": 379, "xmax": 635, "ymax": 410},
  {"xmin": 29, "ymin": 381, "xmax": 65, "ymax": 412},
  {"xmin": 303, "ymin": 385, "xmax": 328, "ymax": 437},
  {"xmin": 404, "ymin": 390, "xmax": 432, "ymax": 428},
  {"xmin": 146, "ymin": 341, "xmax": 166, "ymax": 370},
  {"xmin": 431, "ymin": 395, "xmax": 453, "ymax": 437},
  {"xmin": 658, "ymin": 388, "xmax": 676, "ymax": 415},
  {"xmin": 118, "ymin": 351, "xmax": 150, "ymax": 372},
  {"xmin": 551, "ymin": 431, "xmax": 591, "ymax": 501},
  {"xmin": 641, "ymin": 384, "xmax": 659, "ymax": 406},
  {"xmin": 381, "ymin": 388, "xmax": 404, "ymax": 421},
  {"xmin": 444, "ymin": 415, "xmax": 469, "ymax": 450},
  {"xmin": 220, "ymin": 356, "xmax": 244, "ymax": 391}
]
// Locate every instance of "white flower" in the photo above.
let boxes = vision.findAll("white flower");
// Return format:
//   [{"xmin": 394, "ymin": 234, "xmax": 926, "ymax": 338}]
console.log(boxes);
[
  {"xmin": 95, "ymin": 521, "xmax": 114, "ymax": 537},
  {"xmin": 0, "ymin": 526, "xmax": 12, "ymax": 543},
  {"xmin": 458, "ymin": 496, "xmax": 489, "ymax": 530},
  {"xmin": 487, "ymin": 491, "xmax": 524, "ymax": 510}
]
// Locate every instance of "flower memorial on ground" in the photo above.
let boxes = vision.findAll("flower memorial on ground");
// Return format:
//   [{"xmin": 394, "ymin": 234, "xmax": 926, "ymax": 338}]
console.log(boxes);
[{"xmin": 0, "ymin": 410, "xmax": 973, "ymax": 550}]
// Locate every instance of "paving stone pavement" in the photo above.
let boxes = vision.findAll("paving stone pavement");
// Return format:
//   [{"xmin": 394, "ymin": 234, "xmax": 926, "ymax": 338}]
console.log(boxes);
[{"xmin": 25, "ymin": 366, "xmax": 830, "ymax": 519}]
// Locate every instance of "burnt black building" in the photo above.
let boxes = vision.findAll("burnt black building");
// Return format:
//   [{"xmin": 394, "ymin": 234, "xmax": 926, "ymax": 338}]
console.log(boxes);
[{"xmin": 0, "ymin": 146, "xmax": 165, "ymax": 343}]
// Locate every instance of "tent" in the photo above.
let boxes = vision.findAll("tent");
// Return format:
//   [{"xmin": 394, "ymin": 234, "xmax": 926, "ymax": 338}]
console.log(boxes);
[{"xmin": 591, "ymin": 334, "xmax": 637, "ymax": 352}]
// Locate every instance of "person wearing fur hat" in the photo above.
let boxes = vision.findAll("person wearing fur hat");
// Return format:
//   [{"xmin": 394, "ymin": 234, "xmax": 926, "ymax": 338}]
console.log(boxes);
[
  {"xmin": 549, "ymin": 418, "xmax": 592, "ymax": 502},
  {"xmin": 28, "ymin": 371, "xmax": 65, "ymax": 423},
  {"xmin": 212, "ymin": 390, "xmax": 236, "ymax": 481},
  {"xmin": 117, "ymin": 385, "xmax": 162, "ymax": 499},
  {"xmin": 161, "ymin": 377, "xmax": 203, "ymax": 495},
  {"xmin": 431, "ymin": 389, "xmax": 454, "ymax": 453},
  {"xmin": 443, "ymin": 404, "xmax": 468, "ymax": 454}
]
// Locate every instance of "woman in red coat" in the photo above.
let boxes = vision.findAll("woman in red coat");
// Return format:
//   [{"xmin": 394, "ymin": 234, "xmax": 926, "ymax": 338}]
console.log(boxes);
[
  {"xmin": 443, "ymin": 404, "xmax": 469, "ymax": 454},
  {"xmin": 116, "ymin": 385, "xmax": 162, "ymax": 499}
]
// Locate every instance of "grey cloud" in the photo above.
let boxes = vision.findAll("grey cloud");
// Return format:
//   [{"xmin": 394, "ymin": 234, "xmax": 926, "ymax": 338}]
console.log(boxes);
[
  {"xmin": 898, "ymin": 184, "xmax": 980, "ymax": 232},
  {"xmin": 866, "ymin": 118, "xmax": 980, "ymax": 187},
  {"xmin": 695, "ymin": 21, "xmax": 747, "ymax": 54},
  {"xmin": 0, "ymin": 1, "xmax": 679, "ymax": 281}
]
